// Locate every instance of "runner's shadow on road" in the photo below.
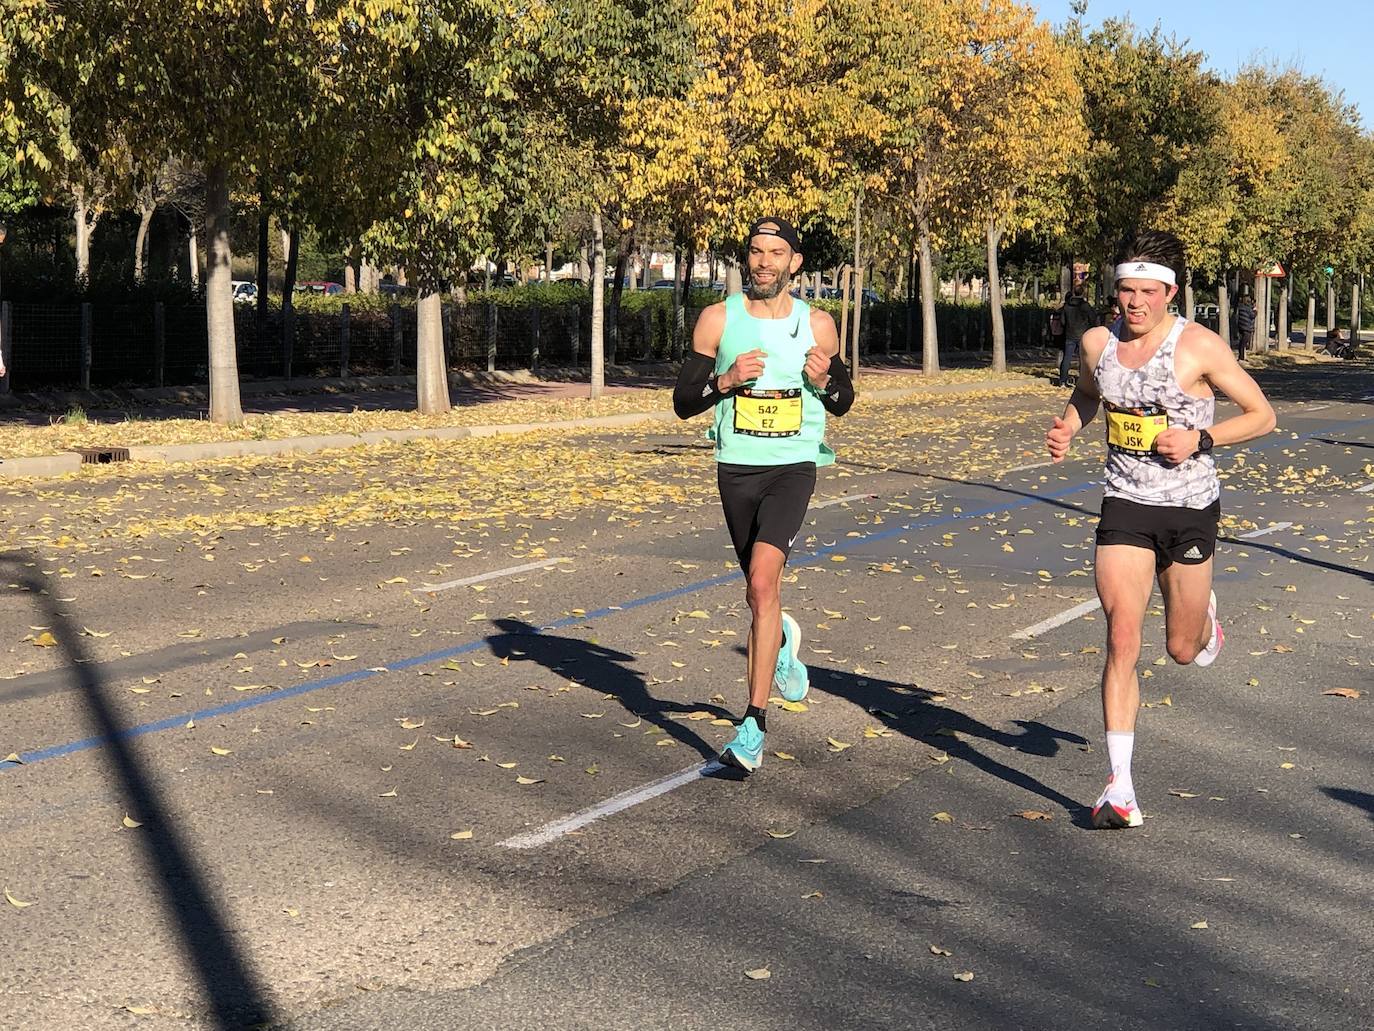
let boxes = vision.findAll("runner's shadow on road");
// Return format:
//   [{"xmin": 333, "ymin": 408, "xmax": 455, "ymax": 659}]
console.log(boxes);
[
  {"xmin": 0, "ymin": 556, "xmax": 275, "ymax": 1029},
  {"xmin": 810, "ymin": 665, "xmax": 1094, "ymax": 827},
  {"xmin": 485, "ymin": 618, "xmax": 734, "ymax": 763},
  {"xmin": 1321, "ymin": 787, "xmax": 1374, "ymax": 822}
]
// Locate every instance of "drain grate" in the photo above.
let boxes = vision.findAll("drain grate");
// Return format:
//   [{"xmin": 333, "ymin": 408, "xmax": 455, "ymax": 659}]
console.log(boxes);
[{"xmin": 74, "ymin": 447, "xmax": 130, "ymax": 464}]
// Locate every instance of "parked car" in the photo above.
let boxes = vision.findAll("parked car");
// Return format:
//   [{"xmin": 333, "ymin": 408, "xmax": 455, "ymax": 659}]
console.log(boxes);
[
  {"xmin": 1195, "ymin": 303, "xmax": 1219, "ymax": 319},
  {"xmin": 231, "ymin": 280, "xmax": 257, "ymax": 304},
  {"xmin": 295, "ymin": 281, "xmax": 344, "ymax": 295}
]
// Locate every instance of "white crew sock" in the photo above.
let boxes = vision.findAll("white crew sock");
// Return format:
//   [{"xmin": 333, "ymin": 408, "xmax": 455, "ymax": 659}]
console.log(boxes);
[{"xmin": 1104, "ymin": 731, "xmax": 1135, "ymax": 803}]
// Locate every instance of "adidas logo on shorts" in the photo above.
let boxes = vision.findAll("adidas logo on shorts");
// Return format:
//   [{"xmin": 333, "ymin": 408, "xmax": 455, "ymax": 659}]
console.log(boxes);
[{"xmin": 1183, "ymin": 545, "xmax": 1203, "ymax": 559}]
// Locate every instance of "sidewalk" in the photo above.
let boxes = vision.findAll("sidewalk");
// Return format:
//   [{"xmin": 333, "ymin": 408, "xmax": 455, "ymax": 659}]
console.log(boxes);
[{"xmin": 0, "ymin": 365, "xmax": 1047, "ymax": 480}]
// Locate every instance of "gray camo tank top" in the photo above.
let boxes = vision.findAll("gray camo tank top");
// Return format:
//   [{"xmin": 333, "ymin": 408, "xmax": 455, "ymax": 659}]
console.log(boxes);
[{"xmin": 1094, "ymin": 316, "xmax": 1218, "ymax": 510}]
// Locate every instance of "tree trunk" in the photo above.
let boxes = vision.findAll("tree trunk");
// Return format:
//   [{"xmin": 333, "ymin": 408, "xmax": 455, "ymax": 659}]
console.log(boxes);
[
  {"xmin": 344, "ymin": 244, "xmax": 358, "ymax": 294},
  {"xmin": 1276, "ymin": 280, "xmax": 1289, "ymax": 350},
  {"xmin": 204, "ymin": 164, "xmax": 243, "ymax": 425},
  {"xmin": 609, "ymin": 234, "xmax": 631, "ymax": 365},
  {"xmin": 1183, "ymin": 269, "xmax": 1195, "ymax": 322},
  {"xmin": 918, "ymin": 217, "xmax": 939, "ymax": 375},
  {"xmin": 987, "ymin": 221, "xmax": 1006, "ymax": 374},
  {"xmin": 188, "ymin": 223, "xmax": 200, "ymax": 287},
  {"xmin": 416, "ymin": 290, "xmax": 451, "ymax": 414},
  {"xmin": 671, "ymin": 240, "xmax": 684, "ymax": 359},
  {"xmin": 640, "ymin": 246, "xmax": 651, "ymax": 289},
  {"xmin": 134, "ymin": 201, "xmax": 155, "ymax": 282},
  {"xmin": 1217, "ymin": 278, "xmax": 1231, "ymax": 349},
  {"xmin": 256, "ymin": 195, "xmax": 270, "ymax": 329},
  {"xmin": 74, "ymin": 187, "xmax": 98, "ymax": 283},
  {"xmin": 578, "ymin": 242, "xmax": 590, "ymax": 284},
  {"xmin": 281, "ymin": 225, "xmax": 299, "ymax": 369},
  {"xmin": 1326, "ymin": 281, "xmax": 1336, "ymax": 332},
  {"xmin": 544, "ymin": 237, "xmax": 555, "ymax": 284},
  {"xmin": 590, "ymin": 210, "xmax": 606, "ymax": 398},
  {"xmin": 1350, "ymin": 277, "xmax": 1361, "ymax": 342},
  {"xmin": 1305, "ymin": 289, "xmax": 1316, "ymax": 348}
]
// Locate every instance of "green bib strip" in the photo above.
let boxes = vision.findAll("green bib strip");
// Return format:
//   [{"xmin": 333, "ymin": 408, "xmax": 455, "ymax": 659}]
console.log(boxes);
[{"xmin": 712, "ymin": 294, "xmax": 833, "ymax": 467}]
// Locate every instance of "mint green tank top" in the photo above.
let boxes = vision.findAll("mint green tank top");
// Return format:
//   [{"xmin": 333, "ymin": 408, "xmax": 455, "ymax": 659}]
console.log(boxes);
[{"xmin": 712, "ymin": 293, "xmax": 833, "ymax": 467}]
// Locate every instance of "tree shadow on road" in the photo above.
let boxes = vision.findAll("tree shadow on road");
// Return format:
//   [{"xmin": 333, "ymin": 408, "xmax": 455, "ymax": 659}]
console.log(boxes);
[
  {"xmin": 809, "ymin": 664, "xmax": 1093, "ymax": 826},
  {"xmin": 1321, "ymin": 787, "xmax": 1374, "ymax": 822},
  {"xmin": 0, "ymin": 555, "xmax": 275, "ymax": 1030},
  {"xmin": 484, "ymin": 618, "xmax": 734, "ymax": 763},
  {"xmin": 1217, "ymin": 534, "xmax": 1374, "ymax": 584}
]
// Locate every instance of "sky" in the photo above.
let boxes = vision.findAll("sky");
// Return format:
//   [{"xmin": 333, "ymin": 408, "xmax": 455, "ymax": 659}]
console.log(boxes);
[{"xmin": 1032, "ymin": 0, "xmax": 1373, "ymax": 128}]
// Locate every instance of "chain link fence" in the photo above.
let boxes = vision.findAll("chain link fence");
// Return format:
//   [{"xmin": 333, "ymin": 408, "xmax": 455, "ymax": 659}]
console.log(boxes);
[{"xmin": 0, "ymin": 297, "xmax": 1066, "ymax": 393}]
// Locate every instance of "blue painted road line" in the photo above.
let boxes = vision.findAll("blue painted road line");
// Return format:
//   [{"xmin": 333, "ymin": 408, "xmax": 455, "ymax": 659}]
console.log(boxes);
[{"xmin": 3, "ymin": 410, "xmax": 1367, "ymax": 774}]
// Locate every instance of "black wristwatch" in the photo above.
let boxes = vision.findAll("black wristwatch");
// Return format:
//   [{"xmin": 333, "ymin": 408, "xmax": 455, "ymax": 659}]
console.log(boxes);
[{"xmin": 1195, "ymin": 429, "xmax": 1214, "ymax": 455}]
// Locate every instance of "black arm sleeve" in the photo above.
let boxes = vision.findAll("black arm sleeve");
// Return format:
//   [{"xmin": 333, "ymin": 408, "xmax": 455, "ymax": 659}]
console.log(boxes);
[
  {"xmin": 818, "ymin": 354, "xmax": 855, "ymax": 416},
  {"xmin": 673, "ymin": 349, "xmax": 725, "ymax": 419}
]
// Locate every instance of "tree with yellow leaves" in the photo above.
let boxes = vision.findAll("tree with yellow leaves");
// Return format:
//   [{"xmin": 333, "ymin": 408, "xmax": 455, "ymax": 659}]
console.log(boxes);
[{"xmin": 623, "ymin": 0, "xmax": 870, "ymax": 292}]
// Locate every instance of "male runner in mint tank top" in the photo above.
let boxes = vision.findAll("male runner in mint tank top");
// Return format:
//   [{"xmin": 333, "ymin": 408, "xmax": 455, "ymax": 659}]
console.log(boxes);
[
  {"xmin": 1045, "ymin": 229, "xmax": 1275, "ymax": 829},
  {"xmin": 672, "ymin": 217, "xmax": 855, "ymax": 772}
]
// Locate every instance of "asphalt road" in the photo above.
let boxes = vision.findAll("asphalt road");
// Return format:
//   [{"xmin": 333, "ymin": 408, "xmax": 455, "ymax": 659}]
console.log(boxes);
[{"xmin": 1, "ymin": 364, "xmax": 1370, "ymax": 1030}]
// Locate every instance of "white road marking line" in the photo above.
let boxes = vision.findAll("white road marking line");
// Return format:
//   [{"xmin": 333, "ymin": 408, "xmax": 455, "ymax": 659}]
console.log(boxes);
[
  {"xmin": 1004, "ymin": 460, "xmax": 1056, "ymax": 474},
  {"xmin": 1240, "ymin": 522, "xmax": 1293, "ymax": 539},
  {"xmin": 811, "ymin": 493, "xmax": 877, "ymax": 510},
  {"xmin": 1011, "ymin": 598, "xmax": 1102, "ymax": 640},
  {"xmin": 416, "ymin": 558, "xmax": 570, "ymax": 593},
  {"xmin": 499, "ymin": 760, "xmax": 725, "ymax": 849},
  {"xmin": 1356, "ymin": 483, "xmax": 1374, "ymax": 494}
]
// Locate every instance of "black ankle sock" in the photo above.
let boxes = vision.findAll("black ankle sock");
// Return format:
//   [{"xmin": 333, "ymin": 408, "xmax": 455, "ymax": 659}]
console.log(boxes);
[{"xmin": 745, "ymin": 704, "xmax": 767, "ymax": 731}]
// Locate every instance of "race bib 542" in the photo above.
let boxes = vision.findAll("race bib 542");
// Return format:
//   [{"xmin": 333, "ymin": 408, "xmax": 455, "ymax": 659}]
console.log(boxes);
[{"xmin": 733, "ymin": 388, "xmax": 802, "ymax": 437}]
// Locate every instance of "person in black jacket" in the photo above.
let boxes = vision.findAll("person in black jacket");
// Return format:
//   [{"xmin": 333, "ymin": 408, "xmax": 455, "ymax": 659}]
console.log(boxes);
[
  {"xmin": 1234, "ymin": 293, "xmax": 1256, "ymax": 361},
  {"xmin": 1057, "ymin": 277, "xmax": 1099, "ymax": 387}
]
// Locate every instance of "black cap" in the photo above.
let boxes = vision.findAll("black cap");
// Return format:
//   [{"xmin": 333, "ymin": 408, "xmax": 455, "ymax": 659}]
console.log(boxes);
[{"xmin": 747, "ymin": 216, "xmax": 802, "ymax": 253}]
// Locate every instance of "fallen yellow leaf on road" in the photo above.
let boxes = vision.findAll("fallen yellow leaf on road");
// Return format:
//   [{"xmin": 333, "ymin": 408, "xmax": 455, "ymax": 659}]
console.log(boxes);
[
  {"xmin": 930, "ymin": 945, "xmax": 952, "ymax": 956},
  {"xmin": 744, "ymin": 967, "xmax": 771, "ymax": 980},
  {"xmin": 932, "ymin": 812, "xmax": 954, "ymax": 823},
  {"xmin": 1324, "ymin": 688, "xmax": 1361, "ymax": 699},
  {"xmin": 122, "ymin": 815, "xmax": 142, "ymax": 829},
  {"xmin": 379, "ymin": 788, "xmax": 398, "ymax": 797},
  {"xmin": 31, "ymin": 632, "xmax": 56, "ymax": 648},
  {"xmin": 210, "ymin": 746, "xmax": 233, "ymax": 756},
  {"xmin": 766, "ymin": 829, "xmax": 797, "ymax": 839},
  {"xmin": 1014, "ymin": 810, "xmax": 1052, "ymax": 821},
  {"xmin": 1191, "ymin": 920, "xmax": 1209, "ymax": 930},
  {"xmin": 515, "ymin": 776, "xmax": 544, "ymax": 785},
  {"xmin": 5, "ymin": 889, "xmax": 33, "ymax": 908},
  {"xmin": 827, "ymin": 737, "xmax": 851, "ymax": 752},
  {"xmin": 953, "ymin": 971, "xmax": 974, "ymax": 982},
  {"xmin": 450, "ymin": 830, "xmax": 474, "ymax": 841}
]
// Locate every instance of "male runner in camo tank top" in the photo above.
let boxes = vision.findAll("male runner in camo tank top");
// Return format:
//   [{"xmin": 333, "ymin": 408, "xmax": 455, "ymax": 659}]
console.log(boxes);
[{"xmin": 1045, "ymin": 230, "xmax": 1276, "ymax": 829}]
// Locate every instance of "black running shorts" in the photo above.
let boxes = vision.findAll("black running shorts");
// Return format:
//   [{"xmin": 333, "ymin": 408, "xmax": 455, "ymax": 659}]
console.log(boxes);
[
  {"xmin": 1096, "ymin": 496, "xmax": 1221, "ymax": 571},
  {"xmin": 717, "ymin": 461, "xmax": 817, "ymax": 569}
]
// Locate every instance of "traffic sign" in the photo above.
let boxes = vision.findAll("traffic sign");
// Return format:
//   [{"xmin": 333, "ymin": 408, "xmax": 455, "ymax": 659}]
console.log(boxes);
[{"xmin": 1259, "ymin": 262, "xmax": 1285, "ymax": 278}]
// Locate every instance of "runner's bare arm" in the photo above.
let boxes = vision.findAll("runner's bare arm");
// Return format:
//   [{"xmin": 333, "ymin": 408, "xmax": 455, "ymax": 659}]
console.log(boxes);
[
  {"xmin": 805, "ymin": 308, "xmax": 854, "ymax": 415},
  {"xmin": 1047, "ymin": 327, "xmax": 1106, "ymax": 460},
  {"xmin": 673, "ymin": 303, "xmax": 730, "ymax": 419}
]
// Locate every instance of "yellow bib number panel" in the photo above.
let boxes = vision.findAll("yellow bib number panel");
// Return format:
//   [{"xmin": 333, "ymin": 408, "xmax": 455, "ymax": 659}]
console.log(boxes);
[
  {"xmin": 733, "ymin": 388, "xmax": 802, "ymax": 437},
  {"xmin": 1105, "ymin": 403, "xmax": 1168, "ymax": 454}
]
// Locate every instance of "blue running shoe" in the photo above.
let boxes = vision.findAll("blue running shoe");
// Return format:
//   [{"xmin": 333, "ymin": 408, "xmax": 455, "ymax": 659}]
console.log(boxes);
[
  {"xmin": 774, "ymin": 611, "xmax": 809, "ymax": 703},
  {"xmin": 720, "ymin": 716, "xmax": 764, "ymax": 772}
]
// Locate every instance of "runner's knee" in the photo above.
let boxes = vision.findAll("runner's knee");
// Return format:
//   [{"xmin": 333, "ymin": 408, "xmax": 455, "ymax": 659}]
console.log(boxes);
[
  {"xmin": 745, "ymin": 568, "xmax": 780, "ymax": 611},
  {"xmin": 1166, "ymin": 631, "xmax": 1201, "ymax": 665}
]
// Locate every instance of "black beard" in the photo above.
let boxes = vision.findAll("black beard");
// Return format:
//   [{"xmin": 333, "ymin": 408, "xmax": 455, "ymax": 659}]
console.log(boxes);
[{"xmin": 747, "ymin": 275, "xmax": 788, "ymax": 300}]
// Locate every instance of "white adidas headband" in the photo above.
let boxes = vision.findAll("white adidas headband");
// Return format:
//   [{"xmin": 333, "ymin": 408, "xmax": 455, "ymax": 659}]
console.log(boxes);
[{"xmin": 1114, "ymin": 261, "xmax": 1177, "ymax": 287}]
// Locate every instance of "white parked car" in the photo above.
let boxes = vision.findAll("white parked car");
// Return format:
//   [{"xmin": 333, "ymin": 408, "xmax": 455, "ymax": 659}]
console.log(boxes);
[{"xmin": 231, "ymin": 280, "xmax": 258, "ymax": 304}]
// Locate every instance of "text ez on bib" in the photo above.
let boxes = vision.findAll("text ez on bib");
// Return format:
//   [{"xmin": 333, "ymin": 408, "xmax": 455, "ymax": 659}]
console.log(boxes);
[{"xmin": 733, "ymin": 388, "xmax": 802, "ymax": 437}]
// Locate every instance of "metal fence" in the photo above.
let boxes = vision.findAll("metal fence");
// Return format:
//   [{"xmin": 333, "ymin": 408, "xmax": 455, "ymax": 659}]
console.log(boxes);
[{"xmin": 0, "ymin": 297, "xmax": 1072, "ymax": 393}]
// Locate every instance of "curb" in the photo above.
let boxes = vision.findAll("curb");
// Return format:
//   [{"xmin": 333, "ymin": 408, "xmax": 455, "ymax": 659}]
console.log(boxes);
[{"xmin": 0, "ymin": 376, "xmax": 1041, "ymax": 481}]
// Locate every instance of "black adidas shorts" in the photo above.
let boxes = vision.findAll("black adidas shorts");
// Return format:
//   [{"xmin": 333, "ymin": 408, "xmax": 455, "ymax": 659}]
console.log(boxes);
[
  {"xmin": 717, "ymin": 461, "xmax": 817, "ymax": 569},
  {"xmin": 1096, "ymin": 496, "xmax": 1221, "ymax": 571}
]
